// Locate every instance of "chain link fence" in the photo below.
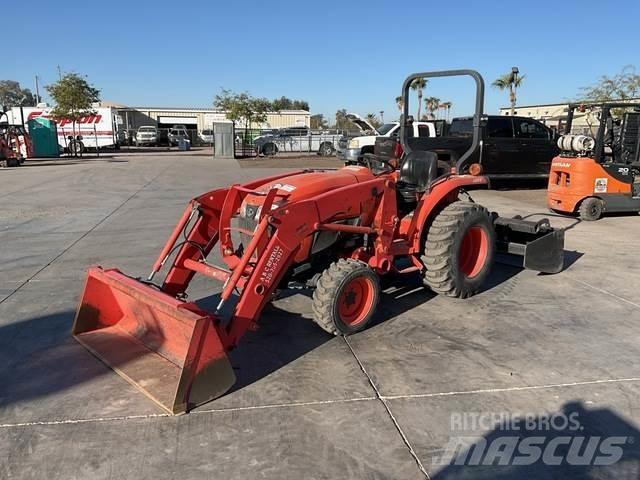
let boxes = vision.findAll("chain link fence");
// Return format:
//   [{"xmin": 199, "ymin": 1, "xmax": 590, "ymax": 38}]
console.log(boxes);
[{"xmin": 230, "ymin": 127, "xmax": 362, "ymax": 158}]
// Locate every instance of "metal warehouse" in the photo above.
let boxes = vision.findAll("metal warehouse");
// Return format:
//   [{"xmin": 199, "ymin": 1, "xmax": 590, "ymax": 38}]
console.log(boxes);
[{"xmin": 103, "ymin": 103, "xmax": 310, "ymax": 132}]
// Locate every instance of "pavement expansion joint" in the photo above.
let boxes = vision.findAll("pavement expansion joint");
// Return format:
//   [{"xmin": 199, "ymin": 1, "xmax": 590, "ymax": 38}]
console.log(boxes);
[
  {"xmin": 381, "ymin": 377, "xmax": 640, "ymax": 401},
  {"xmin": 0, "ymin": 396, "xmax": 376, "ymax": 429},
  {"xmin": 0, "ymin": 164, "xmax": 174, "ymax": 306},
  {"xmin": 567, "ymin": 276, "xmax": 640, "ymax": 310},
  {"xmin": 343, "ymin": 336, "xmax": 431, "ymax": 480}
]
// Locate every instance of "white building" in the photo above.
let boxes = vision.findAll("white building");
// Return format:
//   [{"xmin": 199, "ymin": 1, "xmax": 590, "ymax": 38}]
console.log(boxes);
[
  {"xmin": 499, "ymin": 99, "xmax": 640, "ymax": 132},
  {"xmin": 99, "ymin": 102, "xmax": 310, "ymax": 132}
]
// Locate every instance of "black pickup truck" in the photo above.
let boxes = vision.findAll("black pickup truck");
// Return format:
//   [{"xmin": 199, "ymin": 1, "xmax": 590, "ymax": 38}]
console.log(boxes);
[{"xmin": 375, "ymin": 115, "xmax": 559, "ymax": 178}]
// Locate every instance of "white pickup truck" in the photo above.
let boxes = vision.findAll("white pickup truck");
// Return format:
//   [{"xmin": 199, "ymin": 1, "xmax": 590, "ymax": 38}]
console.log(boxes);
[{"xmin": 338, "ymin": 113, "xmax": 437, "ymax": 164}]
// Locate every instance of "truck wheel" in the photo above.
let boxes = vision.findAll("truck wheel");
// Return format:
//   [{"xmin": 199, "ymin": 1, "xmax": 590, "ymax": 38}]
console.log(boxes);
[
  {"xmin": 319, "ymin": 142, "xmax": 334, "ymax": 156},
  {"xmin": 262, "ymin": 143, "xmax": 278, "ymax": 156},
  {"xmin": 578, "ymin": 197, "xmax": 604, "ymax": 221},
  {"xmin": 422, "ymin": 201, "xmax": 496, "ymax": 298},
  {"xmin": 312, "ymin": 259, "xmax": 380, "ymax": 335}
]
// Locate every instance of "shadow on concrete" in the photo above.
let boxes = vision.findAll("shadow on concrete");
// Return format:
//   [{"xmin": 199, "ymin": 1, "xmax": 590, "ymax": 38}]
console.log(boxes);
[
  {"xmin": 0, "ymin": 310, "xmax": 101, "ymax": 411},
  {"xmin": 0, "ymin": 263, "xmax": 535, "ymax": 410},
  {"xmin": 432, "ymin": 401, "xmax": 640, "ymax": 479},
  {"xmin": 490, "ymin": 178, "xmax": 549, "ymax": 190},
  {"xmin": 22, "ymin": 157, "xmax": 127, "ymax": 167}
]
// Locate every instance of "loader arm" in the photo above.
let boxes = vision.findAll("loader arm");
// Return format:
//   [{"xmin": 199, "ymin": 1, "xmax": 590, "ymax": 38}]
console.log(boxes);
[{"xmin": 73, "ymin": 173, "xmax": 388, "ymax": 414}]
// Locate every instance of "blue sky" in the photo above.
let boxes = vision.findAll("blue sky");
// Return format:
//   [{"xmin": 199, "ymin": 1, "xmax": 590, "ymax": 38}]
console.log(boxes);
[{"xmin": 4, "ymin": 0, "xmax": 639, "ymax": 122}]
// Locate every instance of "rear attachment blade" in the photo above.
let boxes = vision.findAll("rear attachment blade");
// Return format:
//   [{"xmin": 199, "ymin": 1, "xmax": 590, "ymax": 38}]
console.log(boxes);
[
  {"xmin": 72, "ymin": 267, "xmax": 235, "ymax": 415},
  {"xmin": 493, "ymin": 216, "xmax": 565, "ymax": 274}
]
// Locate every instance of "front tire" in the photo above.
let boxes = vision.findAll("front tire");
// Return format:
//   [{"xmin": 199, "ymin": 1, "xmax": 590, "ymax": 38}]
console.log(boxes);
[
  {"xmin": 422, "ymin": 201, "xmax": 496, "ymax": 298},
  {"xmin": 312, "ymin": 259, "xmax": 380, "ymax": 335},
  {"xmin": 579, "ymin": 197, "xmax": 604, "ymax": 221}
]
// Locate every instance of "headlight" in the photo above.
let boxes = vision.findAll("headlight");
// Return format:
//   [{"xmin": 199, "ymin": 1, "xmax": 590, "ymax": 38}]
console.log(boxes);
[{"xmin": 348, "ymin": 139, "xmax": 359, "ymax": 148}]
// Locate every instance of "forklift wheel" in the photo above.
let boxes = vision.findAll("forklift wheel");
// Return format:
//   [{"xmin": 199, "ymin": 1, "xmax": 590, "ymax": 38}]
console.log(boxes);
[
  {"xmin": 422, "ymin": 201, "xmax": 496, "ymax": 298},
  {"xmin": 312, "ymin": 259, "xmax": 380, "ymax": 335},
  {"xmin": 578, "ymin": 197, "xmax": 604, "ymax": 221}
]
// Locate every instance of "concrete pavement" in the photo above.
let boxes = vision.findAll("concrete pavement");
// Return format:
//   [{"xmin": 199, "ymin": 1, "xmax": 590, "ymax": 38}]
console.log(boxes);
[{"xmin": 1, "ymin": 152, "xmax": 639, "ymax": 479}]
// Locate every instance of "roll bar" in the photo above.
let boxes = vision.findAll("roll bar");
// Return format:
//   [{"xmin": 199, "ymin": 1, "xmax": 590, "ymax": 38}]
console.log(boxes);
[{"xmin": 400, "ymin": 69, "xmax": 485, "ymax": 174}]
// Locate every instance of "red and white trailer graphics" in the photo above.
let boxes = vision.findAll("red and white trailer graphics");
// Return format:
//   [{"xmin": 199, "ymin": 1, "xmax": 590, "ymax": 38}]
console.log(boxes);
[{"xmin": 8, "ymin": 107, "xmax": 121, "ymax": 150}]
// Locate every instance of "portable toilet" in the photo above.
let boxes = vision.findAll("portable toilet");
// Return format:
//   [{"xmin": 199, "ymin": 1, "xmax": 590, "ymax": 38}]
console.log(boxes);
[{"xmin": 27, "ymin": 117, "xmax": 60, "ymax": 157}]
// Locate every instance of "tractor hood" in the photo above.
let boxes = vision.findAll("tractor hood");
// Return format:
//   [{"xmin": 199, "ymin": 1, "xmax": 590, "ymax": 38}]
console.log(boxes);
[{"xmin": 242, "ymin": 166, "xmax": 374, "ymax": 213}]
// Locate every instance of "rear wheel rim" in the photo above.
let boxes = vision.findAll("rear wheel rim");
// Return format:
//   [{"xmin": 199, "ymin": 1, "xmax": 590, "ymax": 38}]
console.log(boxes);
[
  {"xmin": 458, "ymin": 226, "xmax": 489, "ymax": 278},
  {"xmin": 338, "ymin": 277, "xmax": 375, "ymax": 326}
]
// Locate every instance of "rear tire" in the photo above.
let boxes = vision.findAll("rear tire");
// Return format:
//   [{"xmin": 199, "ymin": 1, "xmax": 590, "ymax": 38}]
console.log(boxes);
[
  {"xmin": 312, "ymin": 259, "xmax": 380, "ymax": 335},
  {"xmin": 262, "ymin": 143, "xmax": 278, "ymax": 156},
  {"xmin": 319, "ymin": 142, "xmax": 334, "ymax": 156},
  {"xmin": 422, "ymin": 201, "xmax": 496, "ymax": 298},
  {"xmin": 578, "ymin": 197, "xmax": 604, "ymax": 221}
]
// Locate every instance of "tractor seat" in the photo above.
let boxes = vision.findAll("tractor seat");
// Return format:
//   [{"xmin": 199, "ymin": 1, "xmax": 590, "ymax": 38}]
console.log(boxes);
[{"xmin": 397, "ymin": 150, "xmax": 439, "ymax": 204}]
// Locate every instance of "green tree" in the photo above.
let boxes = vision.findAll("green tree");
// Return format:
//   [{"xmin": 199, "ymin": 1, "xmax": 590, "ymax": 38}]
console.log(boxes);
[
  {"xmin": 335, "ymin": 109, "xmax": 350, "ymax": 130},
  {"xmin": 45, "ymin": 73, "xmax": 100, "ymax": 155},
  {"xmin": 365, "ymin": 113, "xmax": 381, "ymax": 129},
  {"xmin": 214, "ymin": 89, "xmax": 270, "ymax": 135},
  {"xmin": 492, "ymin": 71, "xmax": 525, "ymax": 115},
  {"xmin": 410, "ymin": 78, "xmax": 428, "ymax": 120},
  {"xmin": 310, "ymin": 114, "xmax": 328, "ymax": 129},
  {"xmin": 292, "ymin": 100, "xmax": 310, "ymax": 111},
  {"xmin": 270, "ymin": 96, "xmax": 310, "ymax": 112},
  {"xmin": 424, "ymin": 96, "xmax": 441, "ymax": 120},
  {"xmin": 579, "ymin": 65, "xmax": 640, "ymax": 101},
  {"xmin": 0, "ymin": 80, "xmax": 36, "ymax": 108}
]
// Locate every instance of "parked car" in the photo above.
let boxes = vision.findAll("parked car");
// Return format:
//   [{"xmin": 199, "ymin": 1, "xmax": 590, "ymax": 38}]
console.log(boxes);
[
  {"xmin": 168, "ymin": 127, "xmax": 189, "ymax": 146},
  {"xmin": 134, "ymin": 126, "xmax": 159, "ymax": 146},
  {"xmin": 374, "ymin": 115, "xmax": 559, "ymax": 178},
  {"xmin": 199, "ymin": 128, "xmax": 214, "ymax": 145},
  {"xmin": 339, "ymin": 112, "xmax": 437, "ymax": 164},
  {"xmin": 253, "ymin": 127, "xmax": 340, "ymax": 156}
]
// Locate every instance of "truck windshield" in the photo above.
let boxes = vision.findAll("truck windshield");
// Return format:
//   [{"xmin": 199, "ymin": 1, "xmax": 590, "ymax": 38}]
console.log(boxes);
[{"xmin": 377, "ymin": 123, "xmax": 396, "ymax": 136}]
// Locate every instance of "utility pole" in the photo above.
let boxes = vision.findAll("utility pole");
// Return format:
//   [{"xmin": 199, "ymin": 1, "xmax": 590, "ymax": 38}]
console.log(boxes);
[{"xmin": 34, "ymin": 75, "xmax": 41, "ymax": 104}]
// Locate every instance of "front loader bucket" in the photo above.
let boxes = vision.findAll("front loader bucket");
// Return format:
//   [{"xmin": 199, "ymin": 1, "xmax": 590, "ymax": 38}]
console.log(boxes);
[
  {"xmin": 72, "ymin": 267, "xmax": 235, "ymax": 415},
  {"xmin": 494, "ymin": 216, "xmax": 565, "ymax": 274}
]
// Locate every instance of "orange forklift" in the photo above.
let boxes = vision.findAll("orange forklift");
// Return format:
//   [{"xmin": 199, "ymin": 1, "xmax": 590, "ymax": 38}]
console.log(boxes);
[{"xmin": 548, "ymin": 102, "xmax": 640, "ymax": 220}]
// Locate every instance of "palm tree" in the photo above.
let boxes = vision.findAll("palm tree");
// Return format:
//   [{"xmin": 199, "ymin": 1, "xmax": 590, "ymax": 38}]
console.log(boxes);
[
  {"xmin": 424, "ymin": 96, "xmax": 441, "ymax": 119},
  {"xmin": 492, "ymin": 70, "xmax": 525, "ymax": 115},
  {"xmin": 395, "ymin": 95, "xmax": 404, "ymax": 112},
  {"xmin": 365, "ymin": 113, "xmax": 380, "ymax": 129},
  {"xmin": 441, "ymin": 101, "xmax": 452, "ymax": 121},
  {"xmin": 410, "ymin": 78, "xmax": 427, "ymax": 119}
]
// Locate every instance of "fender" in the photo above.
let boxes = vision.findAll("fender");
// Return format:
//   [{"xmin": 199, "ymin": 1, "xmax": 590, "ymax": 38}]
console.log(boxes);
[{"xmin": 408, "ymin": 175, "xmax": 489, "ymax": 251}]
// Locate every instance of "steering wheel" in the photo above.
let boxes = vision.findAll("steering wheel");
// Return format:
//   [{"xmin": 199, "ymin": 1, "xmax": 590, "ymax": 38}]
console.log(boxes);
[{"xmin": 362, "ymin": 153, "xmax": 396, "ymax": 175}]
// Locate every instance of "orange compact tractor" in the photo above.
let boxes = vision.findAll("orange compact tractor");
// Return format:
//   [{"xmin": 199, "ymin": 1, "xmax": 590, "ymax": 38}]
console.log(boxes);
[
  {"xmin": 548, "ymin": 102, "xmax": 640, "ymax": 220},
  {"xmin": 73, "ymin": 70, "xmax": 565, "ymax": 414}
]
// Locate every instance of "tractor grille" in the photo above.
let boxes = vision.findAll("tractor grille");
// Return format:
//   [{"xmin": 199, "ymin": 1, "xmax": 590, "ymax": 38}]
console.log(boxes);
[{"xmin": 237, "ymin": 206, "xmax": 259, "ymax": 248}]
